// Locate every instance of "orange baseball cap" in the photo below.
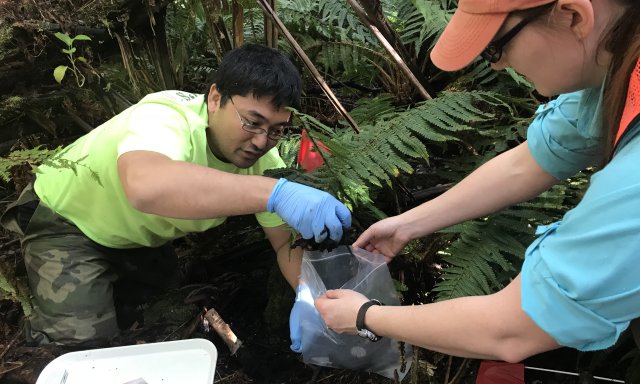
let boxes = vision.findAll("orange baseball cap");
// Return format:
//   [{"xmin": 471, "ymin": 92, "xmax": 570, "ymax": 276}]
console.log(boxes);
[{"xmin": 430, "ymin": 0, "xmax": 556, "ymax": 71}]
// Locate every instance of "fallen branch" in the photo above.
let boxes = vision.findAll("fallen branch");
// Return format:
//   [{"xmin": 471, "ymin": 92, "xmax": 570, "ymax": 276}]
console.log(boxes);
[
  {"xmin": 0, "ymin": 361, "xmax": 23, "ymax": 376},
  {"xmin": 0, "ymin": 331, "xmax": 20, "ymax": 361},
  {"xmin": 202, "ymin": 308, "xmax": 242, "ymax": 355}
]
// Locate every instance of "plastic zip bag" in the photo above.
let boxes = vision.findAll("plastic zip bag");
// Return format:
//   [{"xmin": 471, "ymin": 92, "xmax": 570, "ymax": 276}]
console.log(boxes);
[{"xmin": 295, "ymin": 245, "xmax": 412, "ymax": 380}]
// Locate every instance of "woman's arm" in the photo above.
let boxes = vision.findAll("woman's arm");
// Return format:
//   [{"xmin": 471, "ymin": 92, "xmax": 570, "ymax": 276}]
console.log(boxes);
[
  {"xmin": 355, "ymin": 142, "xmax": 558, "ymax": 255},
  {"xmin": 400, "ymin": 142, "xmax": 558, "ymax": 239},
  {"xmin": 316, "ymin": 275, "xmax": 559, "ymax": 362}
]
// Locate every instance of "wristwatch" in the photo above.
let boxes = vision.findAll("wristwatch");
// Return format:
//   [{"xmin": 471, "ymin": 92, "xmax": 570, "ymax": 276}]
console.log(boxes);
[{"xmin": 356, "ymin": 299, "xmax": 383, "ymax": 342}]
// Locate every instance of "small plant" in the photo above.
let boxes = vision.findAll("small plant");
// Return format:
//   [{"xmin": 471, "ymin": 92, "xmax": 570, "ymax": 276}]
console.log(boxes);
[
  {"xmin": 0, "ymin": 146, "xmax": 59, "ymax": 183},
  {"xmin": 53, "ymin": 32, "xmax": 91, "ymax": 87},
  {"xmin": 0, "ymin": 146, "xmax": 102, "ymax": 186}
]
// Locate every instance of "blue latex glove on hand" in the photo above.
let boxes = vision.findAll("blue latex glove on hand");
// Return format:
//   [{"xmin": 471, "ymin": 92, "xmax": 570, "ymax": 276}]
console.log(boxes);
[
  {"xmin": 289, "ymin": 283, "xmax": 316, "ymax": 353},
  {"xmin": 267, "ymin": 178, "xmax": 351, "ymax": 242}
]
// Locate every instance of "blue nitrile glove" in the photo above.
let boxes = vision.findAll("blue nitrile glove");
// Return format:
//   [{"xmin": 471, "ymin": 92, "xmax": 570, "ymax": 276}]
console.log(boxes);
[
  {"xmin": 267, "ymin": 178, "xmax": 351, "ymax": 242},
  {"xmin": 289, "ymin": 283, "xmax": 315, "ymax": 353}
]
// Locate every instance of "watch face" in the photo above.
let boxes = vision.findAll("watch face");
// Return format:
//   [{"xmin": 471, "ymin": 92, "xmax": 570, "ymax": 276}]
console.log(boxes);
[
  {"xmin": 366, "ymin": 331, "xmax": 380, "ymax": 342},
  {"xmin": 357, "ymin": 328, "xmax": 379, "ymax": 341}
]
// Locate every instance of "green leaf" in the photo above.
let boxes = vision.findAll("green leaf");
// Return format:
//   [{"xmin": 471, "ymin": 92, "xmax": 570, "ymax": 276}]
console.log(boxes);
[
  {"xmin": 76, "ymin": 56, "xmax": 88, "ymax": 63},
  {"xmin": 54, "ymin": 32, "xmax": 72, "ymax": 47},
  {"xmin": 62, "ymin": 47, "xmax": 77, "ymax": 54},
  {"xmin": 53, "ymin": 65, "xmax": 68, "ymax": 84},
  {"xmin": 72, "ymin": 34, "xmax": 92, "ymax": 42},
  {"xmin": 505, "ymin": 68, "xmax": 534, "ymax": 88}
]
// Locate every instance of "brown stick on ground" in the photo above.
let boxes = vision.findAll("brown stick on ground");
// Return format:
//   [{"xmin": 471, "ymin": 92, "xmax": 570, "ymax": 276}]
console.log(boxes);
[{"xmin": 203, "ymin": 308, "xmax": 243, "ymax": 355}]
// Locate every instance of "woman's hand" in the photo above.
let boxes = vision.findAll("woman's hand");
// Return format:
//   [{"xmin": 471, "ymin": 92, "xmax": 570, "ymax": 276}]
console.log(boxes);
[
  {"xmin": 314, "ymin": 289, "xmax": 369, "ymax": 334},
  {"xmin": 352, "ymin": 215, "xmax": 412, "ymax": 261}
]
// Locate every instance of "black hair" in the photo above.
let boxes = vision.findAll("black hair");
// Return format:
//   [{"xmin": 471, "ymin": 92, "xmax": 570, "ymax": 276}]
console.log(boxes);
[{"xmin": 204, "ymin": 43, "xmax": 302, "ymax": 110}]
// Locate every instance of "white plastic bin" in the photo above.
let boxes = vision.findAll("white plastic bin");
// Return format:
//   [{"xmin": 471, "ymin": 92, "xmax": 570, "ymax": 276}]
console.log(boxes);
[{"xmin": 36, "ymin": 338, "xmax": 217, "ymax": 384}]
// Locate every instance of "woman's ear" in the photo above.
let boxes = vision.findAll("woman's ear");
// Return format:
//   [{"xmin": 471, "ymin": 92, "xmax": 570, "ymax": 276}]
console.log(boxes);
[
  {"xmin": 207, "ymin": 84, "xmax": 221, "ymax": 113},
  {"xmin": 557, "ymin": 0, "xmax": 595, "ymax": 40}
]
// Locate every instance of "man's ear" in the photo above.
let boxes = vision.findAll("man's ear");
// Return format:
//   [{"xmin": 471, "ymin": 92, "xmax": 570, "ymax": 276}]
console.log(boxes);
[
  {"xmin": 557, "ymin": 0, "xmax": 594, "ymax": 40},
  {"xmin": 207, "ymin": 84, "xmax": 222, "ymax": 113}
]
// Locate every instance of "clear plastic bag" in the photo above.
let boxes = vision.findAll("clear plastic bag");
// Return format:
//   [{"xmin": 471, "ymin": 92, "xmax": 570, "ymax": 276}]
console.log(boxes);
[{"xmin": 297, "ymin": 245, "xmax": 412, "ymax": 380}]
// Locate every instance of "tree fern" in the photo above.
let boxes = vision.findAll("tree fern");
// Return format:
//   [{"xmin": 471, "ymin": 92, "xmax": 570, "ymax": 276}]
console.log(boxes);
[
  {"xmin": 396, "ymin": 0, "xmax": 449, "ymax": 53},
  {"xmin": 279, "ymin": 0, "xmax": 416, "ymax": 90},
  {"xmin": 414, "ymin": 91, "xmax": 589, "ymax": 302},
  {"xmin": 280, "ymin": 91, "xmax": 509, "ymax": 220},
  {"xmin": 433, "ymin": 175, "xmax": 589, "ymax": 301}
]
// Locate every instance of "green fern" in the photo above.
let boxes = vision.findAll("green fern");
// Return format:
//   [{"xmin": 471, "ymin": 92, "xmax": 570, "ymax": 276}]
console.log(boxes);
[
  {"xmin": 397, "ymin": 0, "xmax": 449, "ymax": 53},
  {"xmin": 1, "ymin": 146, "xmax": 103, "ymax": 186},
  {"xmin": 279, "ymin": 91, "xmax": 509, "ymax": 221},
  {"xmin": 276, "ymin": 132, "xmax": 302, "ymax": 167},
  {"xmin": 433, "ymin": 176, "xmax": 588, "ymax": 301},
  {"xmin": 348, "ymin": 94, "xmax": 398, "ymax": 122},
  {"xmin": 0, "ymin": 146, "xmax": 60, "ymax": 183},
  {"xmin": 279, "ymin": 0, "xmax": 401, "ymax": 87},
  {"xmin": 286, "ymin": 86, "xmax": 581, "ymax": 305}
]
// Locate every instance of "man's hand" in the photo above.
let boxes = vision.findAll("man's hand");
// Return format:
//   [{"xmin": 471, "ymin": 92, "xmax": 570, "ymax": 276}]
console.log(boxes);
[
  {"xmin": 267, "ymin": 178, "xmax": 351, "ymax": 242},
  {"xmin": 289, "ymin": 283, "xmax": 316, "ymax": 352}
]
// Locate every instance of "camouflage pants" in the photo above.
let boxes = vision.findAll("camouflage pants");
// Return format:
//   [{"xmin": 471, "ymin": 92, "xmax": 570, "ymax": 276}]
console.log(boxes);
[{"xmin": 1, "ymin": 184, "xmax": 178, "ymax": 347}]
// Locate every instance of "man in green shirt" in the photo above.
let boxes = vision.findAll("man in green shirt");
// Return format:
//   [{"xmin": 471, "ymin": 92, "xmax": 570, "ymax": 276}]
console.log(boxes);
[{"xmin": 2, "ymin": 43, "xmax": 351, "ymax": 346}]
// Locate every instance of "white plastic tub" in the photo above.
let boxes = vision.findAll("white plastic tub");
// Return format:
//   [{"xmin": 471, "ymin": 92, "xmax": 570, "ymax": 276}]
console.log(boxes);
[{"xmin": 36, "ymin": 338, "xmax": 218, "ymax": 384}]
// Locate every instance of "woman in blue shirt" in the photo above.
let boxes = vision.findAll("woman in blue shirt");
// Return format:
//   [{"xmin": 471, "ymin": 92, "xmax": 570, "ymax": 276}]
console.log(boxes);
[{"xmin": 315, "ymin": 0, "xmax": 640, "ymax": 362}]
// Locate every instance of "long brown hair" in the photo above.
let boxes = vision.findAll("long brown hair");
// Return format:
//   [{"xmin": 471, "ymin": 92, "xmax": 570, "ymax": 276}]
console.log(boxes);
[{"xmin": 600, "ymin": 1, "xmax": 640, "ymax": 160}]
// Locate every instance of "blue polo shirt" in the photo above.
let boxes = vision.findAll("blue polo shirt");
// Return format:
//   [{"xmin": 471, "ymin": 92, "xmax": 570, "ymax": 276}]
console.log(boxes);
[
  {"xmin": 527, "ymin": 89, "xmax": 604, "ymax": 179},
  {"xmin": 521, "ymin": 88, "xmax": 640, "ymax": 351}
]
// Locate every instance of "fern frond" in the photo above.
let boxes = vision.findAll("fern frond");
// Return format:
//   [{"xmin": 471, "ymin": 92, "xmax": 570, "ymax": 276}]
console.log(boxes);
[
  {"xmin": 286, "ymin": 91, "xmax": 508, "ymax": 214},
  {"xmin": 0, "ymin": 146, "xmax": 60, "ymax": 183},
  {"xmin": 397, "ymin": 0, "xmax": 449, "ymax": 52},
  {"xmin": 433, "ymin": 175, "xmax": 589, "ymax": 301},
  {"xmin": 276, "ymin": 133, "xmax": 302, "ymax": 168}
]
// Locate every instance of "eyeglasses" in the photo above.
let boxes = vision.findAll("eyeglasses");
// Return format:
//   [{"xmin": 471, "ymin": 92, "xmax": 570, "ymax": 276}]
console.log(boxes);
[
  {"xmin": 229, "ymin": 97, "xmax": 291, "ymax": 141},
  {"xmin": 480, "ymin": 17, "xmax": 532, "ymax": 63}
]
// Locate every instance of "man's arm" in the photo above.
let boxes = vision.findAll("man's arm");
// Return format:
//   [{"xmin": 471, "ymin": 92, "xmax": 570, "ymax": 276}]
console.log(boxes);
[
  {"xmin": 118, "ymin": 150, "xmax": 276, "ymax": 219},
  {"xmin": 263, "ymin": 225, "xmax": 302, "ymax": 289},
  {"xmin": 118, "ymin": 150, "xmax": 350, "ymax": 242}
]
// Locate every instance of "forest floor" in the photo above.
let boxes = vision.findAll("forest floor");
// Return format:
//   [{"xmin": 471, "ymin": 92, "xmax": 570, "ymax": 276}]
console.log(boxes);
[
  {"xmin": 0, "ymin": 215, "xmax": 634, "ymax": 384},
  {"xmin": 0, "ymin": 217, "xmax": 422, "ymax": 384}
]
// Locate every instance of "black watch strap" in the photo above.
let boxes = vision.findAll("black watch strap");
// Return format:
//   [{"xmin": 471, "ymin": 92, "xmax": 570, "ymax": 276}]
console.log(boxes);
[{"xmin": 356, "ymin": 299, "xmax": 383, "ymax": 342}]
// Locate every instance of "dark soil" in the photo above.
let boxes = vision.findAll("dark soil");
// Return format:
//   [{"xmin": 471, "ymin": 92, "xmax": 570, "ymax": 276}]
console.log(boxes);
[
  {"xmin": 0, "ymin": 216, "xmax": 635, "ymax": 384},
  {"xmin": 0, "ymin": 218, "xmax": 413, "ymax": 384}
]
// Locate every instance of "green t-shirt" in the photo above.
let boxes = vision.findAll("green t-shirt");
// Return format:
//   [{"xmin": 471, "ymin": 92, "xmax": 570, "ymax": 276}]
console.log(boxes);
[{"xmin": 34, "ymin": 90, "xmax": 285, "ymax": 248}]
